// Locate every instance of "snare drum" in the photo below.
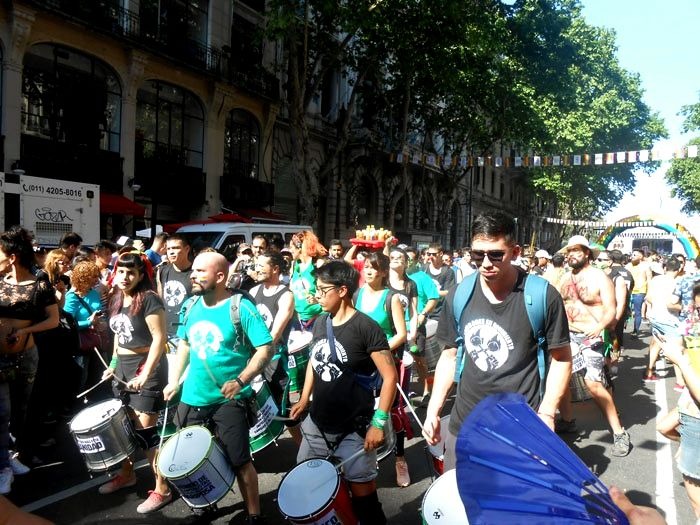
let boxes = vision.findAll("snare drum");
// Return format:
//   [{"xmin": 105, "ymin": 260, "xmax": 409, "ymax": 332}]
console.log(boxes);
[
  {"xmin": 69, "ymin": 399, "xmax": 138, "ymax": 472},
  {"xmin": 278, "ymin": 458, "xmax": 358, "ymax": 525},
  {"xmin": 249, "ymin": 375, "xmax": 285, "ymax": 454},
  {"xmin": 421, "ymin": 469, "xmax": 469, "ymax": 524},
  {"xmin": 287, "ymin": 331, "xmax": 312, "ymax": 402},
  {"xmin": 158, "ymin": 425, "xmax": 235, "ymax": 509},
  {"xmin": 425, "ymin": 415, "xmax": 450, "ymax": 477}
]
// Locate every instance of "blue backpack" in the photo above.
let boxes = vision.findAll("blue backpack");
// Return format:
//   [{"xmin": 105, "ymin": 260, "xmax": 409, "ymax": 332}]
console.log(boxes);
[{"xmin": 453, "ymin": 272, "xmax": 549, "ymax": 397}]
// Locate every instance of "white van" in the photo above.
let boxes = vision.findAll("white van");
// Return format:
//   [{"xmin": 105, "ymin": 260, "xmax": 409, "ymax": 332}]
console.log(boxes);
[{"xmin": 176, "ymin": 222, "xmax": 312, "ymax": 254}]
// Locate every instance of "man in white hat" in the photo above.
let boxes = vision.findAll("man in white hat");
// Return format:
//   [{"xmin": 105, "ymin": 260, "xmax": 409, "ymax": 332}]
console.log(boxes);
[
  {"xmin": 556, "ymin": 235, "xmax": 631, "ymax": 457},
  {"xmin": 532, "ymin": 249, "xmax": 552, "ymax": 275}
]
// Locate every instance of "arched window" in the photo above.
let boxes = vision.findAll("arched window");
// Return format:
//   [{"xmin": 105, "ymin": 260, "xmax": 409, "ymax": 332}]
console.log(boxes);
[
  {"xmin": 225, "ymin": 109, "xmax": 260, "ymax": 179},
  {"xmin": 136, "ymin": 80, "xmax": 204, "ymax": 168},
  {"xmin": 21, "ymin": 44, "xmax": 121, "ymax": 152}
]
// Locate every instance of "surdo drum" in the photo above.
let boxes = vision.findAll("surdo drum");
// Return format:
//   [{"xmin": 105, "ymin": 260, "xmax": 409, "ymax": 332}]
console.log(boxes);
[
  {"xmin": 277, "ymin": 458, "xmax": 358, "ymax": 524},
  {"xmin": 249, "ymin": 375, "xmax": 285, "ymax": 454},
  {"xmin": 157, "ymin": 425, "xmax": 235, "ymax": 509},
  {"xmin": 421, "ymin": 469, "xmax": 469, "ymax": 524},
  {"xmin": 69, "ymin": 399, "xmax": 138, "ymax": 472}
]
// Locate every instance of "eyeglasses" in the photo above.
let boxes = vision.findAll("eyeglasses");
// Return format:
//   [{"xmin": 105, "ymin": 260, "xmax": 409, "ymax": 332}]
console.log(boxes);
[
  {"xmin": 470, "ymin": 250, "xmax": 507, "ymax": 263},
  {"xmin": 425, "ymin": 252, "xmax": 439, "ymax": 257},
  {"xmin": 315, "ymin": 285, "xmax": 337, "ymax": 298}
]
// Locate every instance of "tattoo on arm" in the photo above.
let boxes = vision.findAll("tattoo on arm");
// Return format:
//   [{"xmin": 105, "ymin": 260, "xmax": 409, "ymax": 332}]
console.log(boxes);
[{"xmin": 379, "ymin": 350, "xmax": 394, "ymax": 367}]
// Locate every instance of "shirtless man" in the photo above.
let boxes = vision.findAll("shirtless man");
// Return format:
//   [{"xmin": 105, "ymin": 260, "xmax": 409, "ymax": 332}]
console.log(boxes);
[
  {"xmin": 626, "ymin": 249, "xmax": 652, "ymax": 336},
  {"xmin": 557, "ymin": 235, "xmax": 630, "ymax": 457}
]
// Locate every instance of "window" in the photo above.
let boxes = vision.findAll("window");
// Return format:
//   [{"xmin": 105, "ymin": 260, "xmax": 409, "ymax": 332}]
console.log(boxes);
[
  {"xmin": 225, "ymin": 109, "xmax": 260, "ymax": 179},
  {"xmin": 231, "ymin": 13, "xmax": 262, "ymax": 72},
  {"xmin": 136, "ymin": 81, "xmax": 204, "ymax": 168},
  {"xmin": 140, "ymin": 0, "xmax": 209, "ymax": 46},
  {"xmin": 22, "ymin": 44, "xmax": 121, "ymax": 152}
]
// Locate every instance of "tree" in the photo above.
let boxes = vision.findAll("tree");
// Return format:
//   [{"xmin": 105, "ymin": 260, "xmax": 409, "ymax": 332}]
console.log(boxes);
[{"xmin": 666, "ymin": 100, "xmax": 700, "ymax": 214}]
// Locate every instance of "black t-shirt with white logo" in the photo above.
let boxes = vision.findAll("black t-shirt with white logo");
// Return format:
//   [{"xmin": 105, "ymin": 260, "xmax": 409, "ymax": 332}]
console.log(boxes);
[
  {"xmin": 109, "ymin": 292, "xmax": 164, "ymax": 349},
  {"xmin": 158, "ymin": 263, "xmax": 193, "ymax": 336},
  {"xmin": 436, "ymin": 271, "xmax": 569, "ymax": 436},
  {"xmin": 309, "ymin": 311, "xmax": 389, "ymax": 434}
]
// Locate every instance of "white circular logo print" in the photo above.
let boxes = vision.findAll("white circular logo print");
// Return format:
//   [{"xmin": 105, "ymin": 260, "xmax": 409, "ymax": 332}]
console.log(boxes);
[
  {"xmin": 164, "ymin": 280, "xmax": 188, "ymax": 308},
  {"xmin": 109, "ymin": 313, "xmax": 134, "ymax": 346},
  {"xmin": 310, "ymin": 338, "xmax": 348, "ymax": 382},
  {"xmin": 463, "ymin": 319, "xmax": 514, "ymax": 372},
  {"xmin": 189, "ymin": 320, "xmax": 225, "ymax": 360}
]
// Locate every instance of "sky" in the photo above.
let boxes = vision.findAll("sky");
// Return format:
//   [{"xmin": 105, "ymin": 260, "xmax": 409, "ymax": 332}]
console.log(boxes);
[{"xmin": 580, "ymin": 0, "xmax": 700, "ymax": 233}]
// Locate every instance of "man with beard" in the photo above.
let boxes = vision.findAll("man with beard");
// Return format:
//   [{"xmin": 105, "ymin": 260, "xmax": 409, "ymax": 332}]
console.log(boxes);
[
  {"xmin": 423, "ymin": 212, "xmax": 571, "ymax": 472},
  {"xmin": 164, "ymin": 252, "xmax": 273, "ymax": 524},
  {"xmin": 156, "ymin": 234, "xmax": 193, "ymax": 346},
  {"xmin": 557, "ymin": 236, "xmax": 630, "ymax": 457}
]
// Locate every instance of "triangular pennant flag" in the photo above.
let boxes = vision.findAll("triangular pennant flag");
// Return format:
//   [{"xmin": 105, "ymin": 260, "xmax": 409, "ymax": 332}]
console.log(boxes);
[{"xmin": 616, "ymin": 151, "xmax": 626, "ymax": 163}]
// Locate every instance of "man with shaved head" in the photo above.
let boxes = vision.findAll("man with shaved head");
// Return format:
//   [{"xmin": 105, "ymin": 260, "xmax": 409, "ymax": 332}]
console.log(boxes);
[{"xmin": 164, "ymin": 252, "xmax": 273, "ymax": 524}]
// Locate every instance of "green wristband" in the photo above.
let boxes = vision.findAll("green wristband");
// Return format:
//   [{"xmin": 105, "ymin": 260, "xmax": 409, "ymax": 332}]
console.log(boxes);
[
  {"xmin": 109, "ymin": 356, "xmax": 118, "ymax": 368},
  {"xmin": 373, "ymin": 409, "xmax": 388, "ymax": 419}
]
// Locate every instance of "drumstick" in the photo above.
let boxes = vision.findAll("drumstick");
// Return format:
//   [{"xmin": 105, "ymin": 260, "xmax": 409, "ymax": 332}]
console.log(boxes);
[
  {"xmin": 75, "ymin": 376, "xmax": 109, "ymax": 399},
  {"xmin": 92, "ymin": 347, "xmax": 132, "ymax": 389},
  {"xmin": 158, "ymin": 404, "xmax": 169, "ymax": 451},
  {"xmin": 333, "ymin": 447, "xmax": 366, "ymax": 472},
  {"xmin": 396, "ymin": 382, "xmax": 425, "ymax": 429}
]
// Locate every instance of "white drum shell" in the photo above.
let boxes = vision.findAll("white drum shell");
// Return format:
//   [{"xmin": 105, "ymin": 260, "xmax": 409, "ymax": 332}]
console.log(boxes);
[
  {"xmin": 158, "ymin": 426, "xmax": 235, "ymax": 508},
  {"xmin": 422, "ymin": 469, "xmax": 469, "ymax": 524}
]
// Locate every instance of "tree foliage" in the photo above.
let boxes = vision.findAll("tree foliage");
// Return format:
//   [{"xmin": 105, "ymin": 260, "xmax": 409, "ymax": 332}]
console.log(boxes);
[
  {"xmin": 265, "ymin": 0, "xmax": 666, "ymax": 225},
  {"xmin": 667, "ymin": 100, "xmax": 700, "ymax": 213}
]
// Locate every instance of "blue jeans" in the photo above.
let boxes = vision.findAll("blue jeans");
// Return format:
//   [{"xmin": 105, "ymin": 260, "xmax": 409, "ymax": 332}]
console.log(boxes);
[{"xmin": 631, "ymin": 293, "xmax": 646, "ymax": 333}]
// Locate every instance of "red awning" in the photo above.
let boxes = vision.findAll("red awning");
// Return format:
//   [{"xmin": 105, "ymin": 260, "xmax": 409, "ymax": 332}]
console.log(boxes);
[
  {"xmin": 208, "ymin": 213, "xmax": 252, "ymax": 223},
  {"xmin": 100, "ymin": 193, "xmax": 146, "ymax": 217},
  {"xmin": 237, "ymin": 208, "xmax": 289, "ymax": 223}
]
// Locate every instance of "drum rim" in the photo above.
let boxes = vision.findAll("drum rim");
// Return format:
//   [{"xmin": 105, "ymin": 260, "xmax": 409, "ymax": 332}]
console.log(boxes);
[
  {"xmin": 277, "ymin": 458, "xmax": 341, "ymax": 518},
  {"xmin": 158, "ymin": 425, "xmax": 216, "ymax": 480},
  {"xmin": 69, "ymin": 399, "xmax": 126, "ymax": 432}
]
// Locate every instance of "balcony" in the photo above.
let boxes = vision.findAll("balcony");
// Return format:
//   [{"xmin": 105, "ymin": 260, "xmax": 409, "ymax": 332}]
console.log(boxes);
[
  {"xmin": 219, "ymin": 58, "xmax": 280, "ymax": 101},
  {"xmin": 220, "ymin": 176, "xmax": 274, "ymax": 209},
  {"xmin": 29, "ymin": 0, "xmax": 222, "ymax": 76}
]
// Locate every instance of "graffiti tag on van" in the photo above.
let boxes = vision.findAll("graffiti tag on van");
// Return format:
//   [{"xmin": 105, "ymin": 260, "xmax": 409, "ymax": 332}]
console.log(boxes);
[{"xmin": 35, "ymin": 207, "xmax": 73, "ymax": 223}]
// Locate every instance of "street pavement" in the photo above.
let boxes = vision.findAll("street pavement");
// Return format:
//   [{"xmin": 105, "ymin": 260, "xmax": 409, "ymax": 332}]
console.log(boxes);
[{"xmin": 9, "ymin": 324, "xmax": 696, "ymax": 524}]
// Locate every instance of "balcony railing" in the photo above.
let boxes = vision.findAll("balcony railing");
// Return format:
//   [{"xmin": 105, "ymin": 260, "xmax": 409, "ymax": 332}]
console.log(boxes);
[{"xmin": 29, "ymin": 1, "xmax": 222, "ymax": 76}]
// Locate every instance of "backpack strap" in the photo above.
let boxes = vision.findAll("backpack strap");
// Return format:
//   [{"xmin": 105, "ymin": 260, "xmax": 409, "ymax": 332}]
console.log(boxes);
[
  {"xmin": 230, "ymin": 289, "xmax": 256, "ymax": 352},
  {"xmin": 523, "ymin": 274, "xmax": 549, "ymax": 397},
  {"xmin": 453, "ymin": 271, "xmax": 479, "ymax": 382}
]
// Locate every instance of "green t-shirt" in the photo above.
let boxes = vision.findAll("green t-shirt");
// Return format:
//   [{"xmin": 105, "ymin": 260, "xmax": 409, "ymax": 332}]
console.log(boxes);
[
  {"xmin": 177, "ymin": 295, "xmax": 273, "ymax": 407},
  {"xmin": 408, "ymin": 270, "xmax": 440, "ymax": 313},
  {"xmin": 290, "ymin": 260, "xmax": 323, "ymax": 320}
]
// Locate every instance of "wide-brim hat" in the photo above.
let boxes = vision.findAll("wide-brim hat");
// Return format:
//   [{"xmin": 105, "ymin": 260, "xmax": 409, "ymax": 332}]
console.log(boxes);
[{"xmin": 560, "ymin": 235, "xmax": 600, "ymax": 259}]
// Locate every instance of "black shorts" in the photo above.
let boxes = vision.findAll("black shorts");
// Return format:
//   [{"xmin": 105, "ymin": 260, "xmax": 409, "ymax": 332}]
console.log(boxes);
[
  {"xmin": 113, "ymin": 353, "xmax": 167, "ymax": 413},
  {"xmin": 176, "ymin": 400, "xmax": 252, "ymax": 468}
]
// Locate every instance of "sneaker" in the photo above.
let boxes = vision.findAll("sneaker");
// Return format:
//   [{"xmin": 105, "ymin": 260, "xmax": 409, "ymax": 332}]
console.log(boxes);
[
  {"xmin": 674, "ymin": 383, "xmax": 686, "ymax": 392},
  {"xmin": 98, "ymin": 473, "xmax": 137, "ymax": 495},
  {"xmin": 9, "ymin": 452, "xmax": 30, "ymax": 475},
  {"xmin": 0, "ymin": 467, "xmax": 12, "ymax": 495},
  {"xmin": 395, "ymin": 458, "xmax": 411, "ymax": 487},
  {"xmin": 554, "ymin": 418, "xmax": 577, "ymax": 434},
  {"xmin": 612, "ymin": 430, "xmax": 631, "ymax": 457},
  {"xmin": 136, "ymin": 490, "xmax": 172, "ymax": 514},
  {"xmin": 643, "ymin": 373, "xmax": 660, "ymax": 383}
]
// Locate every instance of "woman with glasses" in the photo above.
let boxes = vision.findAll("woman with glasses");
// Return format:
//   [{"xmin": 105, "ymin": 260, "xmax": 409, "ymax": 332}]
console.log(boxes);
[
  {"xmin": 98, "ymin": 252, "xmax": 171, "ymax": 514},
  {"xmin": 289, "ymin": 231, "xmax": 327, "ymax": 331},
  {"xmin": 0, "ymin": 227, "xmax": 59, "ymax": 494}
]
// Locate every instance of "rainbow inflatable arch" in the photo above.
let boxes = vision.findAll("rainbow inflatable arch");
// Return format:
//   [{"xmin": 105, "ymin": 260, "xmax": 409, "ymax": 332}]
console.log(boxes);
[{"xmin": 596, "ymin": 215, "xmax": 700, "ymax": 259}]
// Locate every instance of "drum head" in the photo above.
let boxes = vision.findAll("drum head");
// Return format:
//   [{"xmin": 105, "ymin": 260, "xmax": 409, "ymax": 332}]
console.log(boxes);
[
  {"xmin": 158, "ymin": 426, "xmax": 213, "ymax": 479},
  {"xmin": 422, "ymin": 469, "xmax": 469, "ymax": 523},
  {"xmin": 278, "ymin": 459, "xmax": 339, "ymax": 518},
  {"xmin": 288, "ymin": 330, "xmax": 313, "ymax": 353},
  {"xmin": 70, "ymin": 399, "xmax": 124, "ymax": 432}
]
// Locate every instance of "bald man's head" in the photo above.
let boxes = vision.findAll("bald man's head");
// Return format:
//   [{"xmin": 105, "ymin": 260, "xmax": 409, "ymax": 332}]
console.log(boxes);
[{"xmin": 191, "ymin": 251, "xmax": 229, "ymax": 296}]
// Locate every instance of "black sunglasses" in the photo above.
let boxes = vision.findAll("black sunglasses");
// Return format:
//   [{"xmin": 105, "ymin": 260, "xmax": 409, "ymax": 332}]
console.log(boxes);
[{"xmin": 470, "ymin": 249, "xmax": 507, "ymax": 263}]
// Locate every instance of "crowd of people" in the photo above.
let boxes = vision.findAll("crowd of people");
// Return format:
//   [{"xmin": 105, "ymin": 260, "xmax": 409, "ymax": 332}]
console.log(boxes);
[{"xmin": 0, "ymin": 215, "xmax": 689, "ymax": 524}]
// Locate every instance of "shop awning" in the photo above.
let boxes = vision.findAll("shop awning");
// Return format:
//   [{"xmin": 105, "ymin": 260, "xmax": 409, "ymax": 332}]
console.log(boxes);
[
  {"xmin": 237, "ymin": 208, "xmax": 289, "ymax": 223},
  {"xmin": 100, "ymin": 193, "xmax": 146, "ymax": 217}
]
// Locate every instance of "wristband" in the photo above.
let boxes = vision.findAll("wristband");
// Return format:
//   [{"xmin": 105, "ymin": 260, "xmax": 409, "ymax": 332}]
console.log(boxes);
[
  {"xmin": 234, "ymin": 377, "xmax": 245, "ymax": 388},
  {"xmin": 109, "ymin": 356, "xmax": 118, "ymax": 368},
  {"xmin": 371, "ymin": 409, "xmax": 389, "ymax": 429}
]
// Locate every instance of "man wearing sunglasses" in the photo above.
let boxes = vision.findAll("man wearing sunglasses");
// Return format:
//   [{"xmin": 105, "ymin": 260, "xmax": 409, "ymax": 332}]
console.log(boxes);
[
  {"xmin": 557, "ymin": 236, "xmax": 631, "ymax": 457},
  {"xmin": 423, "ymin": 212, "xmax": 571, "ymax": 472}
]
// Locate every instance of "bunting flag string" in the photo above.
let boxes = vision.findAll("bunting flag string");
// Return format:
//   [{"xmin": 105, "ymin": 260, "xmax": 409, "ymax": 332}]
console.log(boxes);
[
  {"xmin": 541, "ymin": 217, "xmax": 676, "ymax": 229},
  {"xmin": 389, "ymin": 143, "xmax": 699, "ymax": 168}
]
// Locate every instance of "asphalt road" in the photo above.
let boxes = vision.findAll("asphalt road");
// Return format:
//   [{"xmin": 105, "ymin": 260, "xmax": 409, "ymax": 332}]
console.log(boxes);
[{"xmin": 9, "ymin": 324, "xmax": 696, "ymax": 524}]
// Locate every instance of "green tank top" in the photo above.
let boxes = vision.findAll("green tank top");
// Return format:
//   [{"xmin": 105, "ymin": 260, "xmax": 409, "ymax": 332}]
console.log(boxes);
[
  {"xmin": 290, "ymin": 260, "xmax": 323, "ymax": 320},
  {"xmin": 355, "ymin": 287, "xmax": 393, "ymax": 340}
]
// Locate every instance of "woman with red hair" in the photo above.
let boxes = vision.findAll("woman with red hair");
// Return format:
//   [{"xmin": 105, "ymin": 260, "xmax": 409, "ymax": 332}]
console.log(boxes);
[{"xmin": 289, "ymin": 231, "xmax": 327, "ymax": 331}]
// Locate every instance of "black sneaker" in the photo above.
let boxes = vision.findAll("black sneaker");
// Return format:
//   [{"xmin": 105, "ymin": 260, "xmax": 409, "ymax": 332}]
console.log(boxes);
[
  {"xmin": 554, "ymin": 418, "xmax": 577, "ymax": 434},
  {"xmin": 612, "ymin": 430, "xmax": 631, "ymax": 457}
]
